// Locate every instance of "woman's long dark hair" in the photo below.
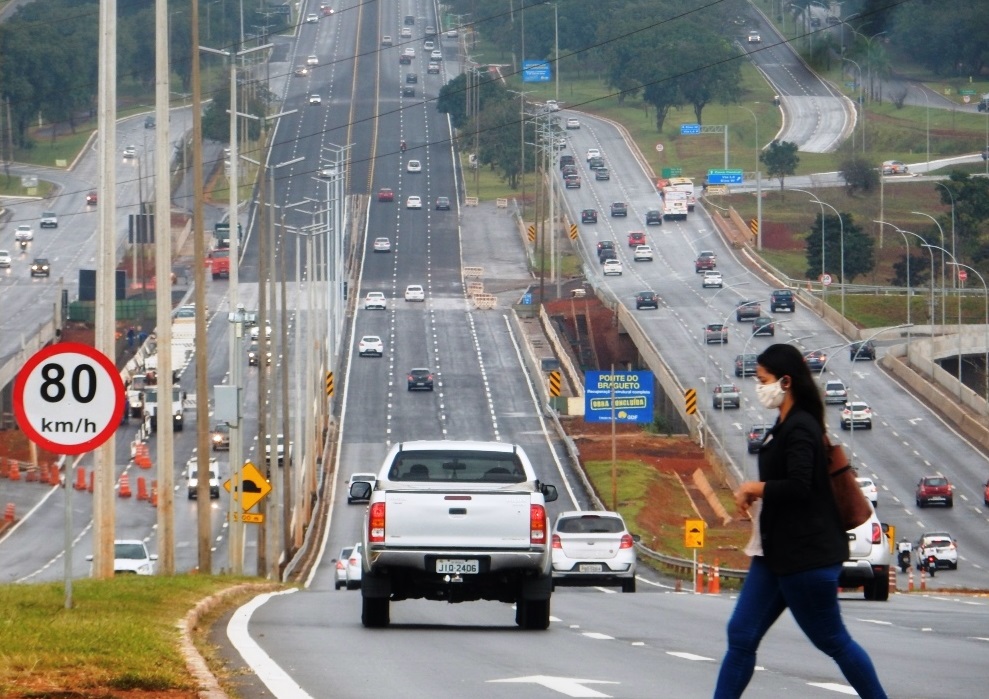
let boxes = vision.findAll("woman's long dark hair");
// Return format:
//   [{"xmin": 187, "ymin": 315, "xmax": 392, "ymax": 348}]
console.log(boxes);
[{"xmin": 757, "ymin": 344, "xmax": 825, "ymax": 430}]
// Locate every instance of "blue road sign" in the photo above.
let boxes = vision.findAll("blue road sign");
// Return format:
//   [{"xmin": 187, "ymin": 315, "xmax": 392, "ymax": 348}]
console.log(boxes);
[
  {"xmin": 707, "ymin": 169, "xmax": 744, "ymax": 184},
  {"xmin": 584, "ymin": 371, "xmax": 654, "ymax": 423},
  {"xmin": 680, "ymin": 123, "xmax": 701, "ymax": 135},
  {"xmin": 522, "ymin": 60, "xmax": 551, "ymax": 83},
  {"xmin": 522, "ymin": 293, "xmax": 533, "ymax": 305}
]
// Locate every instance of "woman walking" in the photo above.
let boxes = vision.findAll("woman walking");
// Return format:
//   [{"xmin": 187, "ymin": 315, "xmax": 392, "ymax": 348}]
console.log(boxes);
[{"xmin": 714, "ymin": 344, "xmax": 887, "ymax": 698}]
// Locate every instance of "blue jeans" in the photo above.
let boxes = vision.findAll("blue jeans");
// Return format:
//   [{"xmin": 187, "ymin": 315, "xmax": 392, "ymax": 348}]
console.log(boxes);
[{"xmin": 714, "ymin": 557, "xmax": 887, "ymax": 699}]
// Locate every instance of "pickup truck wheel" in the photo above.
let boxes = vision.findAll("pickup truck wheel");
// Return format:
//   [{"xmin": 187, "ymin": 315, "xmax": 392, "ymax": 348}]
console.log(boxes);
[
  {"xmin": 517, "ymin": 598, "xmax": 550, "ymax": 630},
  {"xmin": 362, "ymin": 596, "xmax": 389, "ymax": 628},
  {"xmin": 621, "ymin": 578, "xmax": 636, "ymax": 593},
  {"xmin": 864, "ymin": 568, "xmax": 890, "ymax": 601}
]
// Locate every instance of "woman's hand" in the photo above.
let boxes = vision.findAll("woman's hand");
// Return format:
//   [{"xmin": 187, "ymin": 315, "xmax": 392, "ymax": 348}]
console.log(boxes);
[{"xmin": 733, "ymin": 481, "xmax": 764, "ymax": 516}]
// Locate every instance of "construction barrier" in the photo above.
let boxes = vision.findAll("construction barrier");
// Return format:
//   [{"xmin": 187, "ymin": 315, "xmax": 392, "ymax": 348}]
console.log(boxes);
[
  {"xmin": 463, "ymin": 266, "xmax": 484, "ymax": 278},
  {"xmin": 466, "ymin": 281, "xmax": 484, "ymax": 296},
  {"xmin": 888, "ymin": 566, "xmax": 897, "ymax": 594},
  {"xmin": 709, "ymin": 560, "xmax": 721, "ymax": 594},
  {"xmin": 464, "ymin": 196, "xmax": 478, "ymax": 207},
  {"xmin": 3, "ymin": 503, "xmax": 14, "ymax": 522},
  {"xmin": 49, "ymin": 464, "xmax": 60, "ymax": 486},
  {"xmin": 908, "ymin": 568, "xmax": 914, "ymax": 592},
  {"xmin": 472, "ymin": 293, "xmax": 497, "ymax": 310},
  {"xmin": 118, "ymin": 473, "xmax": 132, "ymax": 498},
  {"xmin": 496, "ymin": 197, "xmax": 508, "ymax": 208}
]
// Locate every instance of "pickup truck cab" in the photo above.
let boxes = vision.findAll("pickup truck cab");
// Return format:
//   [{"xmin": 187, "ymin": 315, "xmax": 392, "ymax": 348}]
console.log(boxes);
[{"xmin": 348, "ymin": 440, "xmax": 559, "ymax": 629}]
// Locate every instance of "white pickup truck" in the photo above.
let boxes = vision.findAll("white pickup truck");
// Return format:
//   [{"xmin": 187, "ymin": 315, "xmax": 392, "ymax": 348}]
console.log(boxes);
[{"xmin": 348, "ymin": 440, "xmax": 559, "ymax": 629}]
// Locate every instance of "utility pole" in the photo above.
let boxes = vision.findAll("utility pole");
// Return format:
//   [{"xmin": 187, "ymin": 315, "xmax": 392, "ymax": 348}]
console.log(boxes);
[
  {"xmin": 256, "ymin": 137, "xmax": 268, "ymax": 578},
  {"xmin": 94, "ymin": 0, "xmax": 118, "ymax": 579}
]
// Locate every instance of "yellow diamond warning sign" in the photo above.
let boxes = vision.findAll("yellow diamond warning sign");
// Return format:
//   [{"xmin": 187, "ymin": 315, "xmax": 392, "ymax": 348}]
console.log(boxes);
[{"xmin": 223, "ymin": 461, "xmax": 272, "ymax": 512}]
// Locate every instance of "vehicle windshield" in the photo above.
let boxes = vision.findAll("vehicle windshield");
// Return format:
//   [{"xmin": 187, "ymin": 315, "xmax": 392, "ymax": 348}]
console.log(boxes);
[
  {"xmin": 556, "ymin": 515, "xmax": 624, "ymax": 534},
  {"xmin": 114, "ymin": 543, "xmax": 148, "ymax": 560},
  {"xmin": 386, "ymin": 450, "xmax": 526, "ymax": 483}
]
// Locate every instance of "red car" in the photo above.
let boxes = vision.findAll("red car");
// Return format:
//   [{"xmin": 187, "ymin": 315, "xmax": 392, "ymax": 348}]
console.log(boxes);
[
  {"xmin": 86, "ymin": 191, "xmax": 98, "ymax": 205},
  {"xmin": 984, "ymin": 478, "xmax": 989, "ymax": 506},
  {"xmin": 628, "ymin": 231, "xmax": 646, "ymax": 248},
  {"xmin": 377, "ymin": 187, "xmax": 394, "ymax": 202}
]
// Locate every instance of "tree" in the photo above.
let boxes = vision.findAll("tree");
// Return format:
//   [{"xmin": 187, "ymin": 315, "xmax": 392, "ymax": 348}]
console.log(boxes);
[
  {"xmin": 891, "ymin": 252, "xmax": 931, "ymax": 288},
  {"xmin": 676, "ymin": 36, "xmax": 742, "ymax": 124},
  {"xmin": 805, "ymin": 212, "xmax": 875, "ymax": 283},
  {"xmin": 760, "ymin": 141, "xmax": 799, "ymax": 192},
  {"xmin": 838, "ymin": 156, "xmax": 880, "ymax": 195}
]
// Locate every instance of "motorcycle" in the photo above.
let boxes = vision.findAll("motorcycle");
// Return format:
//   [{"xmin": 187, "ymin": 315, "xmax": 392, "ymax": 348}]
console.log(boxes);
[
  {"xmin": 897, "ymin": 548, "xmax": 912, "ymax": 573},
  {"xmin": 18, "ymin": 239, "xmax": 28, "ymax": 251},
  {"xmin": 400, "ymin": 140, "xmax": 407, "ymax": 153},
  {"xmin": 923, "ymin": 554, "xmax": 938, "ymax": 577}
]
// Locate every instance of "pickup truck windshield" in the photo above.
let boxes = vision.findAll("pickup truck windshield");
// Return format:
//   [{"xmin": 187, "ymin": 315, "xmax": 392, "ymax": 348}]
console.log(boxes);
[{"xmin": 387, "ymin": 450, "xmax": 526, "ymax": 483}]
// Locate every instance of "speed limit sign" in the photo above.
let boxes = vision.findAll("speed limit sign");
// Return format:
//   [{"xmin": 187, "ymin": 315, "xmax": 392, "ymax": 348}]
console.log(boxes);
[
  {"xmin": 13, "ymin": 343, "xmax": 125, "ymax": 454},
  {"xmin": 821, "ymin": 273, "xmax": 833, "ymax": 287}
]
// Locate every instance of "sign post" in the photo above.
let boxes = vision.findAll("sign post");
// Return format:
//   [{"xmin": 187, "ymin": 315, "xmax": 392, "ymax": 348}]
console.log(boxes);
[
  {"xmin": 224, "ymin": 460, "xmax": 273, "ymax": 523},
  {"xmin": 684, "ymin": 518, "xmax": 705, "ymax": 593}
]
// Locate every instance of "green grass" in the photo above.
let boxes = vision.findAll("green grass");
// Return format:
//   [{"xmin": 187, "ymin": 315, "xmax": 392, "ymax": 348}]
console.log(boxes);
[{"xmin": 0, "ymin": 575, "xmax": 263, "ymax": 695}]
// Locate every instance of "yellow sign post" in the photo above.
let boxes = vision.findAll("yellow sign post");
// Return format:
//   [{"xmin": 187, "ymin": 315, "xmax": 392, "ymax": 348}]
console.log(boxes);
[
  {"xmin": 223, "ymin": 461, "xmax": 272, "ymax": 519},
  {"xmin": 685, "ymin": 518, "xmax": 706, "ymax": 593}
]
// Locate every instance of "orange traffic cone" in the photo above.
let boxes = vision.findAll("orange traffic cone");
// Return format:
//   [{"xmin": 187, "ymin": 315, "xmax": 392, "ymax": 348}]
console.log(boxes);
[
  {"xmin": 26, "ymin": 464, "xmax": 39, "ymax": 482},
  {"xmin": 48, "ymin": 464, "xmax": 61, "ymax": 486},
  {"xmin": 8, "ymin": 460, "xmax": 20, "ymax": 482},
  {"xmin": 888, "ymin": 566, "xmax": 897, "ymax": 594},
  {"xmin": 919, "ymin": 566, "xmax": 926, "ymax": 591},
  {"xmin": 3, "ymin": 503, "xmax": 14, "ymax": 522},
  {"xmin": 87, "ymin": 471, "xmax": 94, "ymax": 493},
  {"xmin": 136, "ymin": 476, "xmax": 148, "ymax": 501},
  {"xmin": 696, "ymin": 559, "xmax": 707, "ymax": 594},
  {"xmin": 0, "ymin": 459, "xmax": 8, "ymax": 479},
  {"xmin": 908, "ymin": 568, "xmax": 914, "ymax": 592},
  {"xmin": 118, "ymin": 472, "xmax": 132, "ymax": 498},
  {"xmin": 709, "ymin": 560, "xmax": 721, "ymax": 595},
  {"xmin": 150, "ymin": 481, "xmax": 158, "ymax": 508},
  {"xmin": 73, "ymin": 467, "xmax": 86, "ymax": 490}
]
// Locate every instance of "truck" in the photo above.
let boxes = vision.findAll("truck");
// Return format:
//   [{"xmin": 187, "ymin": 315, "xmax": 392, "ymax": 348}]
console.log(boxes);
[
  {"xmin": 207, "ymin": 248, "xmax": 230, "ymax": 279},
  {"xmin": 142, "ymin": 385, "xmax": 185, "ymax": 432},
  {"xmin": 666, "ymin": 177, "xmax": 696, "ymax": 211},
  {"xmin": 661, "ymin": 188, "xmax": 688, "ymax": 221},
  {"xmin": 348, "ymin": 440, "xmax": 560, "ymax": 629},
  {"xmin": 127, "ymin": 373, "xmax": 152, "ymax": 418}
]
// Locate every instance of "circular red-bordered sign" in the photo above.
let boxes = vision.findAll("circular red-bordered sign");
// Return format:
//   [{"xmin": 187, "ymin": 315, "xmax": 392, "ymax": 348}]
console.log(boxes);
[{"xmin": 13, "ymin": 343, "xmax": 125, "ymax": 455}]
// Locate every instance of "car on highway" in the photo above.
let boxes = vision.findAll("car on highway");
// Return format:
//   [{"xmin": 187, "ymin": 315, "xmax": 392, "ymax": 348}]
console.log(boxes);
[
  {"xmin": 747, "ymin": 30, "xmax": 761, "ymax": 43},
  {"xmin": 247, "ymin": 340, "xmax": 271, "ymax": 366},
  {"xmin": 86, "ymin": 191, "xmax": 98, "ymax": 205},
  {"xmin": 377, "ymin": 187, "xmax": 394, "ymax": 202},
  {"xmin": 581, "ymin": 209, "xmax": 597, "ymax": 223},
  {"xmin": 915, "ymin": 531, "xmax": 958, "ymax": 570},
  {"xmin": 406, "ymin": 159, "xmax": 422, "ymax": 173},
  {"xmin": 840, "ymin": 401, "xmax": 873, "ymax": 430},
  {"xmin": 317, "ymin": 164, "xmax": 337, "ymax": 178},
  {"xmin": 334, "ymin": 545, "xmax": 354, "ymax": 589},
  {"xmin": 735, "ymin": 300, "xmax": 761, "ymax": 321},
  {"xmin": 306, "ymin": 55, "xmax": 319, "ymax": 66},
  {"xmin": 734, "ymin": 353, "xmax": 758, "ymax": 377},
  {"xmin": 803, "ymin": 350, "xmax": 827, "ymax": 373},
  {"xmin": 751, "ymin": 316, "xmax": 775, "ymax": 336},
  {"xmin": 602, "ymin": 259, "xmax": 623, "ymax": 276},
  {"xmin": 882, "ymin": 160, "xmax": 908, "ymax": 175},
  {"xmin": 372, "ymin": 237, "xmax": 391, "ymax": 252},
  {"xmin": 627, "ymin": 231, "xmax": 646, "ymax": 248},
  {"xmin": 402, "ymin": 86, "xmax": 415, "ymax": 96},
  {"xmin": 839, "ymin": 508, "xmax": 890, "ymax": 601},
  {"xmin": 404, "ymin": 284, "xmax": 425, "ymax": 301},
  {"xmin": 551, "ymin": 510, "xmax": 638, "ymax": 592},
  {"xmin": 705, "ymin": 323, "xmax": 728, "ymax": 344},
  {"xmin": 645, "ymin": 209, "xmax": 662, "ymax": 225},
  {"xmin": 596, "ymin": 240, "xmax": 615, "ymax": 255},
  {"xmin": 294, "ymin": 65, "xmax": 309, "ymax": 77},
  {"xmin": 561, "ymin": 164, "xmax": 578, "ymax": 178},
  {"xmin": 40, "ymin": 211, "xmax": 58, "ymax": 228},
  {"xmin": 702, "ymin": 270, "xmax": 723, "ymax": 288},
  {"xmin": 30, "ymin": 258, "xmax": 50, "ymax": 277},
  {"xmin": 347, "ymin": 473, "xmax": 377, "ymax": 504},
  {"xmin": 0, "ymin": 249, "xmax": 11, "ymax": 268},
  {"xmin": 430, "ymin": 49, "xmax": 443, "ymax": 61},
  {"xmin": 586, "ymin": 148, "xmax": 601, "ymax": 160},
  {"xmin": 559, "ymin": 154, "xmax": 575, "ymax": 169},
  {"xmin": 305, "ymin": 13, "xmax": 319, "ymax": 23},
  {"xmin": 564, "ymin": 174, "xmax": 580, "ymax": 189},
  {"xmin": 406, "ymin": 195, "xmax": 422, "ymax": 209},
  {"xmin": 364, "ymin": 292, "xmax": 387, "ymax": 310},
  {"xmin": 264, "ymin": 434, "xmax": 290, "ymax": 466},
  {"xmin": 633, "ymin": 245, "xmax": 653, "ymax": 262},
  {"xmin": 435, "ymin": 196, "xmax": 451, "ymax": 210},
  {"xmin": 87, "ymin": 540, "xmax": 157, "ymax": 576},
  {"xmin": 915, "ymin": 475, "xmax": 952, "ymax": 507},
  {"xmin": 595, "ymin": 168, "xmax": 610, "ymax": 181},
  {"xmin": 403, "ymin": 47, "xmax": 415, "ymax": 57},
  {"xmin": 122, "ymin": 145, "xmax": 137, "ymax": 159},
  {"xmin": 850, "ymin": 340, "xmax": 876, "ymax": 360},
  {"xmin": 406, "ymin": 72, "xmax": 417, "ymax": 83},
  {"xmin": 249, "ymin": 322, "xmax": 271, "ymax": 341},
  {"xmin": 856, "ymin": 477, "xmax": 878, "ymax": 508},
  {"xmin": 210, "ymin": 423, "xmax": 230, "ymax": 451},
  {"xmin": 186, "ymin": 457, "xmax": 220, "ymax": 499},
  {"xmin": 15, "ymin": 224, "xmax": 34, "ymax": 241},
  {"xmin": 598, "ymin": 248, "xmax": 617, "ymax": 264},
  {"xmin": 746, "ymin": 424, "xmax": 772, "ymax": 453},
  {"xmin": 358, "ymin": 335, "xmax": 384, "ymax": 357},
  {"xmin": 407, "ymin": 367, "xmax": 434, "ymax": 391},
  {"xmin": 712, "ymin": 383, "xmax": 740, "ymax": 409},
  {"xmin": 588, "ymin": 156, "xmax": 606, "ymax": 170},
  {"xmin": 610, "ymin": 202, "xmax": 627, "ymax": 217},
  {"xmin": 823, "ymin": 378, "xmax": 848, "ymax": 404},
  {"xmin": 635, "ymin": 291, "xmax": 659, "ymax": 310},
  {"xmin": 770, "ymin": 288, "xmax": 795, "ymax": 312},
  {"xmin": 344, "ymin": 543, "xmax": 363, "ymax": 589},
  {"xmin": 695, "ymin": 254, "xmax": 716, "ymax": 273},
  {"xmin": 427, "ymin": 62, "xmax": 440, "ymax": 74},
  {"xmin": 308, "ymin": 94, "xmax": 322, "ymax": 105},
  {"xmin": 566, "ymin": 118, "xmax": 580, "ymax": 129},
  {"xmin": 399, "ymin": 53, "xmax": 412, "ymax": 64},
  {"xmin": 381, "ymin": 35, "xmax": 392, "ymax": 46}
]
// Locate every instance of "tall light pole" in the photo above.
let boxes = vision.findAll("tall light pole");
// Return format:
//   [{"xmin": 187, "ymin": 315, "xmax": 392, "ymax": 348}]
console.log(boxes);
[
  {"xmin": 812, "ymin": 198, "xmax": 846, "ymax": 319},
  {"xmin": 924, "ymin": 243, "xmax": 963, "ymax": 392},
  {"xmin": 912, "ymin": 211, "xmax": 947, "ymax": 329},
  {"xmin": 842, "ymin": 57, "xmax": 864, "ymax": 152},
  {"xmin": 738, "ymin": 105, "xmax": 763, "ymax": 249},
  {"xmin": 874, "ymin": 220, "xmax": 912, "ymax": 341},
  {"xmin": 934, "ymin": 182, "xmax": 957, "ymax": 290},
  {"xmin": 948, "ymin": 262, "xmax": 988, "ymax": 403},
  {"xmin": 899, "ymin": 228, "xmax": 936, "ymax": 328}
]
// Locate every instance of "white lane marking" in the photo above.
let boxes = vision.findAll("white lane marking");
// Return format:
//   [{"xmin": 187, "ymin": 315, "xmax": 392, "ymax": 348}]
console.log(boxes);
[
  {"xmin": 227, "ymin": 589, "xmax": 313, "ymax": 699},
  {"xmin": 666, "ymin": 651, "xmax": 716, "ymax": 662},
  {"xmin": 582, "ymin": 632, "xmax": 614, "ymax": 640},
  {"xmin": 807, "ymin": 682, "xmax": 859, "ymax": 694},
  {"xmin": 488, "ymin": 675, "xmax": 619, "ymax": 698}
]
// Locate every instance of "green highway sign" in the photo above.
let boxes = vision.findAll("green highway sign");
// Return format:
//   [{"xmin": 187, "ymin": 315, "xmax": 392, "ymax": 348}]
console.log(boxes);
[
  {"xmin": 959, "ymin": 89, "xmax": 977, "ymax": 96},
  {"xmin": 661, "ymin": 167, "xmax": 683, "ymax": 178}
]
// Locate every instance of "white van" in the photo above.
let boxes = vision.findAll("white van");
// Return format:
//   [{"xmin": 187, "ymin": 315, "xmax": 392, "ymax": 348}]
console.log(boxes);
[{"xmin": 187, "ymin": 457, "xmax": 220, "ymax": 500}]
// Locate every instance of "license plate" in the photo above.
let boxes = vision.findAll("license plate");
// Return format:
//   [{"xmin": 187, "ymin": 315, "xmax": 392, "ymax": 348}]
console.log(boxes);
[
  {"xmin": 579, "ymin": 563, "xmax": 603, "ymax": 573},
  {"xmin": 436, "ymin": 559, "xmax": 479, "ymax": 574}
]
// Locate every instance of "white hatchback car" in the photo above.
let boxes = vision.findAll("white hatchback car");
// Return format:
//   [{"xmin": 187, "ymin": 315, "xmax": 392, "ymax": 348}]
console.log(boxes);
[
  {"xmin": 406, "ymin": 159, "xmax": 422, "ymax": 173},
  {"xmin": 306, "ymin": 55, "xmax": 319, "ymax": 66},
  {"xmin": 551, "ymin": 511, "xmax": 638, "ymax": 592},
  {"xmin": 406, "ymin": 195, "xmax": 422, "ymax": 209},
  {"xmin": 430, "ymin": 49, "xmax": 443, "ymax": 61},
  {"xmin": 345, "ymin": 543, "xmax": 363, "ymax": 589},
  {"xmin": 602, "ymin": 259, "xmax": 623, "ymax": 276},
  {"xmin": 358, "ymin": 335, "xmax": 384, "ymax": 357},
  {"xmin": 633, "ymin": 245, "xmax": 653, "ymax": 262},
  {"xmin": 372, "ymin": 236, "xmax": 391, "ymax": 252},
  {"xmin": 403, "ymin": 47, "xmax": 415, "ymax": 57},
  {"xmin": 308, "ymin": 94, "xmax": 322, "ymax": 105},
  {"xmin": 586, "ymin": 148, "xmax": 601, "ymax": 161},
  {"xmin": 0, "ymin": 249, "xmax": 10, "ymax": 267},
  {"xmin": 702, "ymin": 270, "xmax": 723, "ymax": 288},
  {"xmin": 86, "ymin": 539, "xmax": 158, "ymax": 576},
  {"xmin": 364, "ymin": 292, "xmax": 387, "ymax": 310},
  {"xmin": 856, "ymin": 477, "xmax": 878, "ymax": 507},
  {"xmin": 404, "ymin": 284, "xmax": 425, "ymax": 301},
  {"xmin": 334, "ymin": 545, "xmax": 354, "ymax": 589}
]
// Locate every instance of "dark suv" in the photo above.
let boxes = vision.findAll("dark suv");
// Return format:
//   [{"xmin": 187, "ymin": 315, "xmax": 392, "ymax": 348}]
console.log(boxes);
[
  {"xmin": 735, "ymin": 300, "xmax": 761, "ymax": 321},
  {"xmin": 610, "ymin": 202, "xmax": 627, "ymax": 217},
  {"xmin": 645, "ymin": 210, "xmax": 662, "ymax": 226},
  {"xmin": 770, "ymin": 288, "xmax": 795, "ymax": 312},
  {"xmin": 581, "ymin": 209, "xmax": 597, "ymax": 223},
  {"xmin": 407, "ymin": 368, "xmax": 434, "ymax": 391},
  {"xmin": 635, "ymin": 291, "xmax": 659, "ymax": 310},
  {"xmin": 559, "ymin": 154, "xmax": 575, "ymax": 169},
  {"xmin": 850, "ymin": 340, "xmax": 876, "ymax": 361}
]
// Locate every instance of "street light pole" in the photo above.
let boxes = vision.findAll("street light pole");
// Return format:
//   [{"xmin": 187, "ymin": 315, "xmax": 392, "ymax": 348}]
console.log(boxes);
[
  {"xmin": 874, "ymin": 220, "xmax": 912, "ymax": 343},
  {"xmin": 739, "ymin": 105, "xmax": 762, "ymax": 249},
  {"xmin": 899, "ymin": 228, "xmax": 936, "ymax": 329},
  {"xmin": 948, "ymin": 262, "xmax": 988, "ymax": 403},
  {"xmin": 924, "ymin": 244, "xmax": 963, "ymax": 393},
  {"xmin": 912, "ymin": 211, "xmax": 947, "ymax": 330},
  {"xmin": 812, "ymin": 198, "xmax": 845, "ymax": 319}
]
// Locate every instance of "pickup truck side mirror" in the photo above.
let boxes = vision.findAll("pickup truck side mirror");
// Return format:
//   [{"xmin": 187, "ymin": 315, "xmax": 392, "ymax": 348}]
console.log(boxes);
[
  {"xmin": 541, "ymin": 483, "xmax": 558, "ymax": 503},
  {"xmin": 350, "ymin": 481, "xmax": 372, "ymax": 502}
]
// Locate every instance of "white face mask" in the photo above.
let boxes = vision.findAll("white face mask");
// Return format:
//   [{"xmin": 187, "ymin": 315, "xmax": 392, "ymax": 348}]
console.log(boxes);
[{"xmin": 756, "ymin": 378, "xmax": 785, "ymax": 409}]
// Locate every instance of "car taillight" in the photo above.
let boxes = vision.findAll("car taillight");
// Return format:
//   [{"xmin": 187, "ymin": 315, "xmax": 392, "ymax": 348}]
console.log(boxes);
[
  {"xmin": 530, "ymin": 505, "xmax": 547, "ymax": 544},
  {"xmin": 870, "ymin": 523, "xmax": 882, "ymax": 545},
  {"xmin": 348, "ymin": 556, "xmax": 358, "ymax": 566},
  {"xmin": 335, "ymin": 560, "xmax": 345, "ymax": 570},
  {"xmin": 551, "ymin": 534, "xmax": 562, "ymax": 549},
  {"xmin": 619, "ymin": 534, "xmax": 634, "ymax": 549},
  {"xmin": 369, "ymin": 502, "xmax": 386, "ymax": 543}
]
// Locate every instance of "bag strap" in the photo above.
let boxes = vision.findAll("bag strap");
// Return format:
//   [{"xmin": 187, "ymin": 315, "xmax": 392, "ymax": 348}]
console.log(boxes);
[{"xmin": 830, "ymin": 464, "xmax": 853, "ymax": 477}]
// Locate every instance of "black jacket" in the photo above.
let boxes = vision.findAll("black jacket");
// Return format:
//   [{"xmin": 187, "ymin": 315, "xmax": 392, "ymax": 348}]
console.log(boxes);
[{"xmin": 757, "ymin": 408, "xmax": 848, "ymax": 575}]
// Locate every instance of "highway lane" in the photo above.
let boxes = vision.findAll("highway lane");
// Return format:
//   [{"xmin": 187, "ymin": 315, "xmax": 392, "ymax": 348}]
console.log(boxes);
[{"xmin": 557, "ymin": 112, "xmax": 989, "ymax": 589}]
